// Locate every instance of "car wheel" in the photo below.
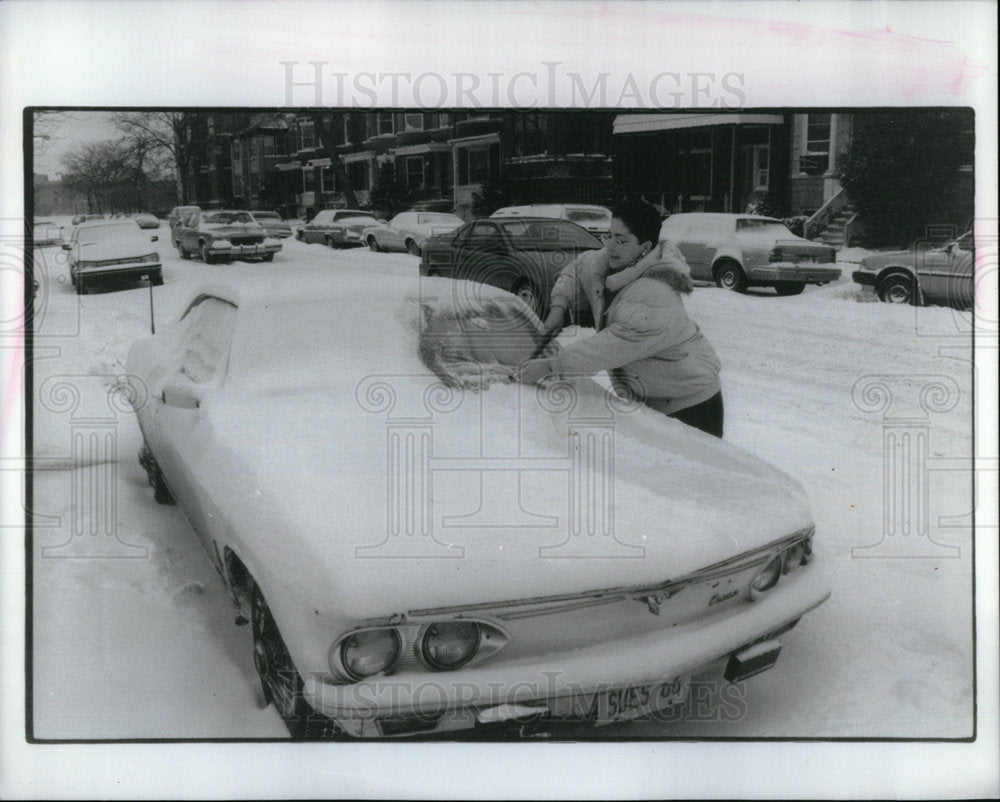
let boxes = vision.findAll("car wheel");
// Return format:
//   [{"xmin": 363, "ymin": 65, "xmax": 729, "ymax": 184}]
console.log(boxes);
[
  {"xmin": 774, "ymin": 281, "xmax": 806, "ymax": 296},
  {"xmin": 260, "ymin": 253, "xmax": 275, "ymax": 263},
  {"xmin": 877, "ymin": 272, "xmax": 917, "ymax": 305},
  {"xmin": 367, "ymin": 236, "xmax": 381, "ymax": 252},
  {"xmin": 714, "ymin": 260, "xmax": 748, "ymax": 293},
  {"xmin": 151, "ymin": 270, "xmax": 165, "ymax": 287},
  {"xmin": 405, "ymin": 239, "xmax": 420, "ymax": 256},
  {"xmin": 512, "ymin": 279, "xmax": 542, "ymax": 316},
  {"xmin": 250, "ymin": 583, "xmax": 342, "ymax": 740},
  {"xmin": 138, "ymin": 445, "xmax": 175, "ymax": 504},
  {"xmin": 200, "ymin": 243, "xmax": 215, "ymax": 264},
  {"xmin": 177, "ymin": 242, "xmax": 191, "ymax": 260}
]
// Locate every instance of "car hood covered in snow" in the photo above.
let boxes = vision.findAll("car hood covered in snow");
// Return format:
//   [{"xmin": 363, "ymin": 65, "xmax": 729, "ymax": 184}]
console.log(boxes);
[
  {"xmin": 131, "ymin": 273, "xmax": 813, "ymax": 620},
  {"xmin": 76, "ymin": 235, "xmax": 158, "ymax": 260}
]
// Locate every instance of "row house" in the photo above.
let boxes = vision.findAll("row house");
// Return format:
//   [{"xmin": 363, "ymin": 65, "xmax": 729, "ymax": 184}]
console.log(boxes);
[{"xmin": 181, "ymin": 112, "xmax": 254, "ymax": 209}]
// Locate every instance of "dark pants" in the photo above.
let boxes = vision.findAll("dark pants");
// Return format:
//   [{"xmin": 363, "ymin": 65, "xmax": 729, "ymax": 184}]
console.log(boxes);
[{"xmin": 647, "ymin": 391, "xmax": 724, "ymax": 438}]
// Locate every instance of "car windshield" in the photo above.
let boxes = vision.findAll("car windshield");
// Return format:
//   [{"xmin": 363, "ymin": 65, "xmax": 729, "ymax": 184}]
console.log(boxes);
[
  {"xmin": 500, "ymin": 219, "xmax": 602, "ymax": 250},
  {"xmin": 342, "ymin": 216, "xmax": 380, "ymax": 227},
  {"xmin": 253, "ymin": 212, "xmax": 281, "ymax": 221},
  {"xmin": 565, "ymin": 208, "xmax": 611, "ymax": 224},
  {"xmin": 77, "ymin": 222, "xmax": 141, "ymax": 243},
  {"xmin": 417, "ymin": 213, "xmax": 462, "ymax": 225},
  {"xmin": 204, "ymin": 212, "xmax": 254, "ymax": 225},
  {"xmin": 335, "ymin": 212, "xmax": 370, "ymax": 220},
  {"xmin": 736, "ymin": 218, "xmax": 794, "ymax": 237}
]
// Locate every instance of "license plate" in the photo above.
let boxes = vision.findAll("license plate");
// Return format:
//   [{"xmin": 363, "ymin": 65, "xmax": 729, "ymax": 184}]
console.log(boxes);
[{"xmin": 594, "ymin": 676, "xmax": 688, "ymax": 725}]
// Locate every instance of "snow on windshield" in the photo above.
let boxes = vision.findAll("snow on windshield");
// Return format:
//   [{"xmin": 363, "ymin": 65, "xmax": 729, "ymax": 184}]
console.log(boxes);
[
  {"xmin": 204, "ymin": 212, "xmax": 253, "ymax": 225},
  {"xmin": 419, "ymin": 285, "xmax": 550, "ymax": 389},
  {"xmin": 77, "ymin": 222, "xmax": 141, "ymax": 242}
]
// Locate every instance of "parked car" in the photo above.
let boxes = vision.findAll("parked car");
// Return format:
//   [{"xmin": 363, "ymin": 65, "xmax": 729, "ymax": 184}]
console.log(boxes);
[
  {"xmin": 364, "ymin": 211, "xmax": 464, "ymax": 255},
  {"xmin": 296, "ymin": 208, "xmax": 382, "ymax": 248},
  {"xmin": 420, "ymin": 217, "xmax": 602, "ymax": 316},
  {"xmin": 127, "ymin": 271, "xmax": 830, "ymax": 739},
  {"xmin": 249, "ymin": 211, "xmax": 294, "ymax": 239},
  {"xmin": 167, "ymin": 205, "xmax": 201, "ymax": 232},
  {"xmin": 658, "ymin": 213, "xmax": 841, "ymax": 294},
  {"xmin": 32, "ymin": 220, "xmax": 63, "ymax": 248},
  {"xmin": 134, "ymin": 213, "xmax": 161, "ymax": 230},
  {"xmin": 851, "ymin": 231, "xmax": 973, "ymax": 308},
  {"xmin": 491, "ymin": 204, "xmax": 614, "ymax": 235},
  {"xmin": 174, "ymin": 209, "xmax": 282, "ymax": 264},
  {"xmin": 71, "ymin": 213, "xmax": 104, "ymax": 226},
  {"xmin": 63, "ymin": 219, "xmax": 161, "ymax": 294}
]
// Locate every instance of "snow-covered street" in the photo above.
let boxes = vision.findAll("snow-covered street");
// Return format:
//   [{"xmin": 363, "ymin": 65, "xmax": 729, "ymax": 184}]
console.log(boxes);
[{"xmin": 28, "ymin": 224, "xmax": 978, "ymax": 739}]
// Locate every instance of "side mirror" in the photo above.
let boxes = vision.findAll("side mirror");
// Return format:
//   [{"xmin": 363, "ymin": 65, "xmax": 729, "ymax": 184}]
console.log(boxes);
[
  {"xmin": 151, "ymin": 235, "xmax": 158, "ymax": 242},
  {"xmin": 61, "ymin": 243, "xmax": 72, "ymax": 251},
  {"xmin": 161, "ymin": 383, "xmax": 200, "ymax": 409}
]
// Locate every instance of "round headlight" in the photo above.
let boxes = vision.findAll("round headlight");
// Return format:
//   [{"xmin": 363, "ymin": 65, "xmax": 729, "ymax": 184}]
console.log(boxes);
[
  {"xmin": 340, "ymin": 628, "xmax": 401, "ymax": 680},
  {"xmin": 421, "ymin": 621, "xmax": 480, "ymax": 671},
  {"xmin": 749, "ymin": 555, "xmax": 782, "ymax": 599}
]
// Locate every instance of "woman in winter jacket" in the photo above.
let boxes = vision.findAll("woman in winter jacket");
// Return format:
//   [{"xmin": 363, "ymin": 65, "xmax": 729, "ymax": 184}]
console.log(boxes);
[{"xmin": 519, "ymin": 200, "xmax": 724, "ymax": 438}]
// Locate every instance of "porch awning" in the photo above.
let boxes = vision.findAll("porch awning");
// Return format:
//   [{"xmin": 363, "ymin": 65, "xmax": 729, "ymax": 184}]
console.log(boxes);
[
  {"xmin": 275, "ymin": 162, "xmax": 302, "ymax": 171},
  {"xmin": 392, "ymin": 142, "xmax": 452, "ymax": 157},
  {"xmin": 307, "ymin": 157, "xmax": 332, "ymax": 168},
  {"xmin": 613, "ymin": 114, "xmax": 784, "ymax": 134}
]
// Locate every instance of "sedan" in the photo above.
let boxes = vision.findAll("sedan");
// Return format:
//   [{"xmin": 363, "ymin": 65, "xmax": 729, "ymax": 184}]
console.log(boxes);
[
  {"xmin": 851, "ymin": 231, "xmax": 973, "ymax": 308},
  {"xmin": 364, "ymin": 211, "xmax": 464, "ymax": 255},
  {"xmin": 63, "ymin": 219, "xmax": 161, "ymax": 294},
  {"xmin": 127, "ymin": 273, "xmax": 829, "ymax": 739},
  {"xmin": 296, "ymin": 208, "xmax": 382, "ymax": 248},
  {"xmin": 420, "ymin": 217, "xmax": 602, "ymax": 316},
  {"xmin": 33, "ymin": 220, "xmax": 64, "ymax": 248},
  {"xmin": 249, "ymin": 211, "xmax": 293, "ymax": 239},
  {"xmin": 492, "ymin": 204, "xmax": 613, "ymax": 235},
  {"xmin": 659, "ymin": 213, "xmax": 841, "ymax": 294},
  {"xmin": 174, "ymin": 210, "xmax": 282, "ymax": 264},
  {"xmin": 134, "ymin": 213, "xmax": 161, "ymax": 230}
]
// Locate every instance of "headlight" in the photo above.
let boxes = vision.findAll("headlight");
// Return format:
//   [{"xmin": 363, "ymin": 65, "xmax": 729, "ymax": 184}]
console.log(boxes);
[
  {"xmin": 140, "ymin": 253, "xmax": 159, "ymax": 263},
  {"xmin": 340, "ymin": 628, "xmax": 401, "ymax": 680},
  {"xmin": 421, "ymin": 621, "xmax": 480, "ymax": 671},
  {"xmin": 210, "ymin": 239, "xmax": 232, "ymax": 249},
  {"xmin": 749, "ymin": 554, "xmax": 782, "ymax": 600}
]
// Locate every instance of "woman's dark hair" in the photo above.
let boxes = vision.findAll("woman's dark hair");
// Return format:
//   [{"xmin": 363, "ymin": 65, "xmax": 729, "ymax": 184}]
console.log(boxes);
[{"xmin": 610, "ymin": 200, "xmax": 661, "ymax": 248}]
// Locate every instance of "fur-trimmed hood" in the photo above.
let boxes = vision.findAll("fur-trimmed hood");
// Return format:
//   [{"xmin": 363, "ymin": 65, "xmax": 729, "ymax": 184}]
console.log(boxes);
[{"xmin": 604, "ymin": 240, "xmax": 694, "ymax": 295}]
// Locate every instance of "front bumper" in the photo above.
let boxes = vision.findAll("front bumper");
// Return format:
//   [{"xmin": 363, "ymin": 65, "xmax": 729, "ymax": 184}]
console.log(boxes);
[
  {"xmin": 303, "ymin": 570, "xmax": 830, "ymax": 736},
  {"xmin": 851, "ymin": 269, "xmax": 877, "ymax": 286},
  {"xmin": 74, "ymin": 262, "xmax": 161, "ymax": 280},
  {"xmin": 748, "ymin": 263, "xmax": 841, "ymax": 284},
  {"xmin": 208, "ymin": 241, "xmax": 281, "ymax": 259}
]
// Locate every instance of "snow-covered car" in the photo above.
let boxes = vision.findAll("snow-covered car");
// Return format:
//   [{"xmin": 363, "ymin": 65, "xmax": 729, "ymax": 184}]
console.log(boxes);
[
  {"xmin": 491, "ymin": 204, "xmax": 614, "ymax": 235},
  {"xmin": 126, "ymin": 271, "xmax": 830, "ymax": 739},
  {"xmin": 248, "ymin": 211, "xmax": 293, "ymax": 239},
  {"xmin": 167, "ymin": 205, "xmax": 200, "ymax": 233},
  {"xmin": 33, "ymin": 220, "xmax": 63, "ymax": 247},
  {"xmin": 296, "ymin": 208, "xmax": 381, "ymax": 248},
  {"xmin": 173, "ymin": 210, "xmax": 282, "ymax": 264},
  {"xmin": 133, "ymin": 213, "xmax": 161, "ymax": 230},
  {"xmin": 71, "ymin": 213, "xmax": 104, "ymax": 226},
  {"xmin": 363, "ymin": 211, "xmax": 464, "ymax": 255},
  {"xmin": 420, "ymin": 216, "xmax": 603, "ymax": 317},
  {"xmin": 64, "ymin": 218, "xmax": 162, "ymax": 294},
  {"xmin": 851, "ymin": 231, "xmax": 974, "ymax": 308},
  {"xmin": 659, "ymin": 213, "xmax": 841, "ymax": 294}
]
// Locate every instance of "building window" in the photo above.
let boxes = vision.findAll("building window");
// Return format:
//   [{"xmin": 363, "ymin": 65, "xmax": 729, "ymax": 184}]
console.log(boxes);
[
  {"xmin": 298, "ymin": 121, "xmax": 316, "ymax": 150},
  {"xmin": 348, "ymin": 160, "xmax": 371, "ymax": 190},
  {"xmin": 303, "ymin": 167, "xmax": 316, "ymax": 192},
  {"xmin": 264, "ymin": 136, "xmax": 275, "ymax": 157},
  {"xmin": 231, "ymin": 140, "xmax": 241, "ymax": 161},
  {"xmin": 405, "ymin": 156, "xmax": 424, "ymax": 188},
  {"xmin": 512, "ymin": 113, "xmax": 547, "ymax": 158},
  {"xmin": 423, "ymin": 113, "xmax": 440, "ymax": 130},
  {"xmin": 233, "ymin": 172, "xmax": 244, "ymax": 198},
  {"xmin": 404, "ymin": 113, "xmax": 423, "ymax": 132},
  {"xmin": 376, "ymin": 113, "xmax": 395, "ymax": 136},
  {"xmin": 456, "ymin": 144, "xmax": 497, "ymax": 185},
  {"xmin": 801, "ymin": 113, "xmax": 832, "ymax": 175}
]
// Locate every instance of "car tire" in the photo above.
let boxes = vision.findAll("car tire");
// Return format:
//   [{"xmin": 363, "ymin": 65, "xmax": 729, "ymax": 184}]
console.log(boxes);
[
  {"xmin": 250, "ymin": 582, "xmax": 342, "ymax": 740},
  {"xmin": 512, "ymin": 279, "xmax": 542, "ymax": 317},
  {"xmin": 178, "ymin": 242, "xmax": 191, "ymax": 260},
  {"xmin": 774, "ymin": 281, "xmax": 806, "ymax": 296},
  {"xmin": 261, "ymin": 253, "xmax": 275, "ymax": 263},
  {"xmin": 714, "ymin": 260, "xmax": 748, "ymax": 293},
  {"xmin": 367, "ymin": 236, "xmax": 382, "ymax": 252},
  {"xmin": 139, "ymin": 445, "xmax": 175, "ymax": 504},
  {"xmin": 152, "ymin": 270, "xmax": 165, "ymax": 287},
  {"xmin": 877, "ymin": 272, "xmax": 918, "ymax": 305},
  {"xmin": 405, "ymin": 239, "xmax": 420, "ymax": 256},
  {"xmin": 200, "ymin": 243, "xmax": 215, "ymax": 264}
]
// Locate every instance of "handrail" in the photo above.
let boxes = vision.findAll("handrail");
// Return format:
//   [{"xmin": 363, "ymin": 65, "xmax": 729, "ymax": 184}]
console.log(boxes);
[
  {"xmin": 842, "ymin": 210, "xmax": 859, "ymax": 248},
  {"xmin": 803, "ymin": 188, "xmax": 849, "ymax": 240}
]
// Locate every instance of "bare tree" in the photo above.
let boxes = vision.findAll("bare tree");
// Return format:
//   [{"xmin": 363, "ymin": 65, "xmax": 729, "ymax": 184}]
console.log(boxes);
[
  {"xmin": 60, "ymin": 140, "xmax": 134, "ymax": 213},
  {"xmin": 112, "ymin": 112, "xmax": 194, "ymax": 204},
  {"xmin": 306, "ymin": 111, "xmax": 358, "ymax": 208}
]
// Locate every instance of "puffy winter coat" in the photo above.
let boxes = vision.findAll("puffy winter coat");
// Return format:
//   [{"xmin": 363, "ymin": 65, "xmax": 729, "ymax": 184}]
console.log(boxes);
[{"xmin": 545, "ymin": 244, "xmax": 722, "ymax": 414}]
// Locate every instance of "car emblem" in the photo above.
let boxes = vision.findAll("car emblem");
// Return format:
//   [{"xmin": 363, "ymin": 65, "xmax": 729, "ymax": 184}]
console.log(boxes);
[{"xmin": 639, "ymin": 587, "xmax": 683, "ymax": 615}]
